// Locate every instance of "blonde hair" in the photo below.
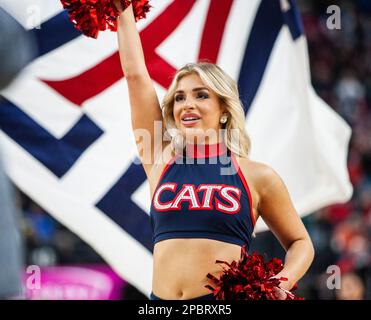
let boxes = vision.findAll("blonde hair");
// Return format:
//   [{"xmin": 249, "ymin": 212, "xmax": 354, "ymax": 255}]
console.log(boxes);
[{"xmin": 161, "ymin": 62, "xmax": 251, "ymax": 158}]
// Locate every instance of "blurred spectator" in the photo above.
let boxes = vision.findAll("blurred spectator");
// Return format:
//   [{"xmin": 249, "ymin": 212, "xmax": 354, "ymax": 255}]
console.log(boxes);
[
  {"xmin": 335, "ymin": 69, "xmax": 365, "ymax": 126},
  {"xmin": 335, "ymin": 272, "xmax": 366, "ymax": 300},
  {"xmin": 300, "ymin": 0, "xmax": 371, "ymax": 300}
]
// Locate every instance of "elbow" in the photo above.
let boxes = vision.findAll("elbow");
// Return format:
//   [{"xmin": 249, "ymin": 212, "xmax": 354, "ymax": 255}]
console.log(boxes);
[
  {"xmin": 302, "ymin": 235, "xmax": 315, "ymax": 266},
  {"xmin": 124, "ymin": 69, "xmax": 141, "ymax": 79},
  {"xmin": 291, "ymin": 236, "xmax": 315, "ymax": 264},
  {"xmin": 124, "ymin": 70, "xmax": 149, "ymax": 81},
  {"xmin": 309, "ymin": 239, "xmax": 315, "ymax": 264},
  {"xmin": 121, "ymin": 63, "xmax": 148, "ymax": 80}
]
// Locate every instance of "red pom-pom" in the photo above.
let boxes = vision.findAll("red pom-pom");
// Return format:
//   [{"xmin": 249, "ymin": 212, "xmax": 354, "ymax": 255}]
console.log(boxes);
[
  {"xmin": 60, "ymin": 0, "xmax": 151, "ymax": 39},
  {"xmin": 205, "ymin": 245, "xmax": 304, "ymax": 300}
]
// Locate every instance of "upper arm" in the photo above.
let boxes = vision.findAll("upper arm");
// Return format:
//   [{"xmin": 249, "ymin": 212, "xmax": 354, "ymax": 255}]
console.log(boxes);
[
  {"xmin": 257, "ymin": 165, "xmax": 311, "ymax": 251},
  {"xmin": 115, "ymin": 6, "xmax": 169, "ymax": 176},
  {"xmin": 126, "ymin": 73, "xmax": 169, "ymax": 175}
]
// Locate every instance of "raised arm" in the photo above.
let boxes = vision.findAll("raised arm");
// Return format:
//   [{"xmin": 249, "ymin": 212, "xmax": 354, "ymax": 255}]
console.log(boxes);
[{"xmin": 115, "ymin": 1, "xmax": 166, "ymax": 174}]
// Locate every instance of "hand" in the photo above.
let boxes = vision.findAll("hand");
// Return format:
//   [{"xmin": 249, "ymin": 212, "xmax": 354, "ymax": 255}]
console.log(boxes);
[
  {"xmin": 272, "ymin": 286, "xmax": 288, "ymax": 300},
  {"xmin": 269, "ymin": 273, "xmax": 293, "ymax": 300}
]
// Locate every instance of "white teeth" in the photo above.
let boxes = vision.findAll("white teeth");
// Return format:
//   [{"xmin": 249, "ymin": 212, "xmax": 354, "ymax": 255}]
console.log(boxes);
[{"xmin": 183, "ymin": 117, "xmax": 199, "ymax": 121}]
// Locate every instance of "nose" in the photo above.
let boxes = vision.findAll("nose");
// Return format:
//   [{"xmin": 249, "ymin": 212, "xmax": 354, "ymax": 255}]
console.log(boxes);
[{"xmin": 183, "ymin": 95, "xmax": 195, "ymax": 109}]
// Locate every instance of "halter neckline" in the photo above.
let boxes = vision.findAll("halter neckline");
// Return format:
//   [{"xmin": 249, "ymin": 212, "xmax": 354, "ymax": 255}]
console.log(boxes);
[{"xmin": 184, "ymin": 141, "xmax": 227, "ymax": 158}]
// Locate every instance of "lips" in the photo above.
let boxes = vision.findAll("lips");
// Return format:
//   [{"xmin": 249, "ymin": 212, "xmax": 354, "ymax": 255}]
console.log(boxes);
[{"xmin": 181, "ymin": 113, "xmax": 201, "ymax": 127}]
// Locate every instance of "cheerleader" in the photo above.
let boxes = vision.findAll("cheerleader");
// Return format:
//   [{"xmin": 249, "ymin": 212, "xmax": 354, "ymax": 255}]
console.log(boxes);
[{"xmin": 114, "ymin": 1, "xmax": 314, "ymax": 300}]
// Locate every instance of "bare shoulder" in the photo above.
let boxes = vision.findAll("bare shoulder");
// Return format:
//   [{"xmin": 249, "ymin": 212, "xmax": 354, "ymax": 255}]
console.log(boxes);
[
  {"xmin": 234, "ymin": 156, "xmax": 296, "ymax": 228},
  {"xmin": 233, "ymin": 156, "xmax": 284, "ymax": 199}
]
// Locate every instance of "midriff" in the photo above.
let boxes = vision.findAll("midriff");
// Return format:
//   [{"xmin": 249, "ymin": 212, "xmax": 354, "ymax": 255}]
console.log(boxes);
[{"xmin": 151, "ymin": 238, "xmax": 243, "ymax": 299}]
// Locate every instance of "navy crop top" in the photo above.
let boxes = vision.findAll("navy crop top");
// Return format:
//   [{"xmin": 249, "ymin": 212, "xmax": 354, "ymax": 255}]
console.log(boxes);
[{"xmin": 150, "ymin": 142, "xmax": 256, "ymax": 248}]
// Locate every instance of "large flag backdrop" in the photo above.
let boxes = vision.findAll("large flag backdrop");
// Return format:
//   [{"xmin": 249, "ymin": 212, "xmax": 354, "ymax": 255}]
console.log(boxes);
[{"xmin": 0, "ymin": 0, "xmax": 353, "ymax": 297}]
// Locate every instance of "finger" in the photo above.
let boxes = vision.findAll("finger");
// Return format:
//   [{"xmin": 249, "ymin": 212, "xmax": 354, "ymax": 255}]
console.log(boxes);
[{"xmin": 273, "ymin": 287, "xmax": 287, "ymax": 300}]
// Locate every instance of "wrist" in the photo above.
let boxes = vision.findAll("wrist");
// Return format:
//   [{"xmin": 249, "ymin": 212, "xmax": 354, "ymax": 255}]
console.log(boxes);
[
  {"xmin": 278, "ymin": 279, "xmax": 294, "ymax": 291},
  {"xmin": 272, "ymin": 272, "xmax": 296, "ymax": 291}
]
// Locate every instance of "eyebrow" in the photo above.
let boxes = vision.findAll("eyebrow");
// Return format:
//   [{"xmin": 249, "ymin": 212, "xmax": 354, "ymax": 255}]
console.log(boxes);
[{"xmin": 174, "ymin": 87, "xmax": 210, "ymax": 94}]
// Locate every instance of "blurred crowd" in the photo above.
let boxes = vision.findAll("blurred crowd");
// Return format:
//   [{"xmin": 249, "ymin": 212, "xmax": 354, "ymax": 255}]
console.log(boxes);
[
  {"xmin": 289, "ymin": 0, "xmax": 370, "ymax": 299},
  {"xmin": 9, "ymin": 0, "xmax": 371, "ymax": 300}
]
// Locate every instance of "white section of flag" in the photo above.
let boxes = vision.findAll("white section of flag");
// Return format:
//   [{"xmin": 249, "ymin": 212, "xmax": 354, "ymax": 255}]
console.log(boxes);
[{"xmin": 246, "ymin": 25, "xmax": 352, "ymax": 232}]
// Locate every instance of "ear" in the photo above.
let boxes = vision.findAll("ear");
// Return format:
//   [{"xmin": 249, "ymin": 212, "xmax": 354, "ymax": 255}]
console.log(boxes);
[
  {"xmin": 220, "ymin": 108, "xmax": 229, "ymax": 118},
  {"xmin": 219, "ymin": 102, "xmax": 228, "ymax": 115}
]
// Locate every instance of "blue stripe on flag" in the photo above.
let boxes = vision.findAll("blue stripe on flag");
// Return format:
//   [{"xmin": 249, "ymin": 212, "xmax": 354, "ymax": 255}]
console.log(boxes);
[
  {"xmin": 29, "ymin": 10, "xmax": 81, "ymax": 57},
  {"xmin": 0, "ymin": 98, "xmax": 103, "ymax": 177},
  {"xmin": 283, "ymin": 0, "xmax": 304, "ymax": 40},
  {"xmin": 238, "ymin": 0, "xmax": 304, "ymax": 113},
  {"xmin": 238, "ymin": 0, "xmax": 283, "ymax": 113},
  {"xmin": 96, "ymin": 161, "xmax": 153, "ymax": 252}
]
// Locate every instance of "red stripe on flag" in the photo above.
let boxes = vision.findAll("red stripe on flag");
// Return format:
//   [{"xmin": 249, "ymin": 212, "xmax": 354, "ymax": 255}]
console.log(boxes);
[
  {"xmin": 41, "ymin": 0, "xmax": 196, "ymax": 106},
  {"xmin": 41, "ymin": 0, "xmax": 234, "ymax": 106},
  {"xmin": 198, "ymin": 0, "xmax": 234, "ymax": 63},
  {"xmin": 141, "ymin": 0, "xmax": 198, "ymax": 89},
  {"xmin": 43, "ymin": 52, "xmax": 122, "ymax": 106}
]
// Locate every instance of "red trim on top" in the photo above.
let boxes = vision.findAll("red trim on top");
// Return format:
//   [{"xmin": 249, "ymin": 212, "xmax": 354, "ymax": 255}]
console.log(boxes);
[
  {"xmin": 230, "ymin": 153, "xmax": 256, "ymax": 227},
  {"xmin": 151, "ymin": 154, "xmax": 179, "ymax": 205},
  {"xmin": 185, "ymin": 142, "xmax": 227, "ymax": 158}
]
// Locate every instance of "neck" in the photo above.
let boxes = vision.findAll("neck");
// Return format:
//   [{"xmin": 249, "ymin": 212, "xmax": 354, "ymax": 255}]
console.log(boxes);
[{"xmin": 185, "ymin": 140, "xmax": 227, "ymax": 158}]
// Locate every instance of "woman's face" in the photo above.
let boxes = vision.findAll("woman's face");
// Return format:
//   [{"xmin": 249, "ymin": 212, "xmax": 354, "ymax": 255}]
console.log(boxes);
[{"xmin": 172, "ymin": 73, "xmax": 226, "ymax": 144}]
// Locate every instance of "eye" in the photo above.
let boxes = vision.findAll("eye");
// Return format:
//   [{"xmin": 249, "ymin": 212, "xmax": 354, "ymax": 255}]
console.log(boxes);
[
  {"xmin": 175, "ymin": 95, "xmax": 185, "ymax": 102},
  {"xmin": 197, "ymin": 91, "xmax": 209, "ymax": 99}
]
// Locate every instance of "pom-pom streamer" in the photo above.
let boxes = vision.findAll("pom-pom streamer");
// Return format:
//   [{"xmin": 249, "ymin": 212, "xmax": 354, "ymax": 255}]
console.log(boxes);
[
  {"xmin": 60, "ymin": 0, "xmax": 151, "ymax": 38},
  {"xmin": 205, "ymin": 245, "xmax": 304, "ymax": 300}
]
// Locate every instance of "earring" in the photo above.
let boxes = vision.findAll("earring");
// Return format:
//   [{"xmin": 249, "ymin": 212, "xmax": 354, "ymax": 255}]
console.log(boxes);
[{"xmin": 220, "ymin": 115, "xmax": 228, "ymax": 124}]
